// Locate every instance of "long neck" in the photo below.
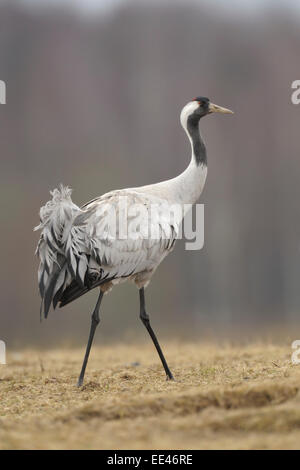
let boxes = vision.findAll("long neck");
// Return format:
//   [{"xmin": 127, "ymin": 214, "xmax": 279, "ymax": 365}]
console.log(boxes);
[
  {"xmin": 169, "ymin": 117, "xmax": 207, "ymax": 205},
  {"xmin": 136, "ymin": 109, "xmax": 207, "ymax": 206},
  {"xmin": 186, "ymin": 114, "xmax": 207, "ymax": 166},
  {"xmin": 148, "ymin": 117, "xmax": 207, "ymax": 205}
]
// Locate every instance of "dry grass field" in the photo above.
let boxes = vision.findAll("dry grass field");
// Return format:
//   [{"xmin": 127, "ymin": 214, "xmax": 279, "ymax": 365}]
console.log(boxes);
[{"xmin": 1, "ymin": 341, "xmax": 300, "ymax": 450}]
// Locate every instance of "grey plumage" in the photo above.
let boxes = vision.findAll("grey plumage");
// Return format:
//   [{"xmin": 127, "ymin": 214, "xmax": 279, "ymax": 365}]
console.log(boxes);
[
  {"xmin": 35, "ymin": 185, "xmax": 80, "ymax": 317},
  {"xmin": 34, "ymin": 99, "xmax": 233, "ymax": 320},
  {"xmin": 35, "ymin": 185, "xmax": 179, "ymax": 318},
  {"xmin": 34, "ymin": 97, "xmax": 233, "ymax": 386}
]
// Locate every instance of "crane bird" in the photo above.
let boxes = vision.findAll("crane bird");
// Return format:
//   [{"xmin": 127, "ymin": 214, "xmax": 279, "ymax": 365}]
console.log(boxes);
[{"xmin": 35, "ymin": 97, "xmax": 233, "ymax": 386}]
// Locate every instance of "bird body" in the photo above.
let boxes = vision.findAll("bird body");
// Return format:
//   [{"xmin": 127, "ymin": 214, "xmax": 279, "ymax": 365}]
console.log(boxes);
[
  {"xmin": 36, "ymin": 186, "xmax": 181, "ymax": 311},
  {"xmin": 35, "ymin": 97, "xmax": 233, "ymax": 385}
]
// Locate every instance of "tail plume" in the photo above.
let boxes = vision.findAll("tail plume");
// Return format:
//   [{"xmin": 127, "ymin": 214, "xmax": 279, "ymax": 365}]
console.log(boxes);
[{"xmin": 34, "ymin": 185, "xmax": 82, "ymax": 318}]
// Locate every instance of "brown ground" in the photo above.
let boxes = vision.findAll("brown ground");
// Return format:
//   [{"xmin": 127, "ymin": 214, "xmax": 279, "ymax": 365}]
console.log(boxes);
[{"xmin": 1, "ymin": 341, "xmax": 300, "ymax": 449}]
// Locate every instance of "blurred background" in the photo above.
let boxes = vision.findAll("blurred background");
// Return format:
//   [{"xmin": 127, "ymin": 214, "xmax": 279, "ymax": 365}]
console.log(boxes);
[{"xmin": 1, "ymin": 0, "xmax": 300, "ymax": 347}]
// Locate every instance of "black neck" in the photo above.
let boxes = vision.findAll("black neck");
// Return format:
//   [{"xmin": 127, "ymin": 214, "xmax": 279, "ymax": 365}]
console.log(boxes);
[{"xmin": 187, "ymin": 115, "xmax": 207, "ymax": 166}]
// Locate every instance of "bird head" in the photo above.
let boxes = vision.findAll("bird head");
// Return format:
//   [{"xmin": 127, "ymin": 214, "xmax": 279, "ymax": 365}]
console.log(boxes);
[{"xmin": 180, "ymin": 96, "xmax": 233, "ymax": 128}]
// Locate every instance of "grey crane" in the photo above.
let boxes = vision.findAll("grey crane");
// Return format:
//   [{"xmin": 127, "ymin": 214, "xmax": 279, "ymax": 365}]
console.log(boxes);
[{"xmin": 35, "ymin": 97, "xmax": 233, "ymax": 386}]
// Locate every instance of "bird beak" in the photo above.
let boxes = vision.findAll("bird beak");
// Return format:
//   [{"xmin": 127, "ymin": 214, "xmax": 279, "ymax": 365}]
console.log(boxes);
[{"xmin": 208, "ymin": 103, "xmax": 234, "ymax": 114}]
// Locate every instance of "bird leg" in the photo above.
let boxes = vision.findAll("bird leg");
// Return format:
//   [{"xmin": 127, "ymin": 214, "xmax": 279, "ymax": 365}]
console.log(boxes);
[
  {"xmin": 139, "ymin": 287, "xmax": 174, "ymax": 380},
  {"xmin": 77, "ymin": 290, "xmax": 104, "ymax": 387}
]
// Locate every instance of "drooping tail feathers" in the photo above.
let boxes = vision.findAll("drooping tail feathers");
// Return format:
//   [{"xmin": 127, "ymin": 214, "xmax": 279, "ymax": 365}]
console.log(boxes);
[{"xmin": 34, "ymin": 185, "xmax": 88, "ymax": 319}]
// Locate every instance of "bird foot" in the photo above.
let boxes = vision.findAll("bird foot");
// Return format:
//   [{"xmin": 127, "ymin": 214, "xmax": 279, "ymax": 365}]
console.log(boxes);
[
  {"xmin": 76, "ymin": 378, "xmax": 84, "ymax": 388},
  {"xmin": 166, "ymin": 374, "xmax": 175, "ymax": 381}
]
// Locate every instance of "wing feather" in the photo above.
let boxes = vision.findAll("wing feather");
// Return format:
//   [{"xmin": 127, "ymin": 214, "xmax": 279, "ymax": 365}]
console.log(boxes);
[{"xmin": 35, "ymin": 187, "xmax": 180, "ymax": 314}]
